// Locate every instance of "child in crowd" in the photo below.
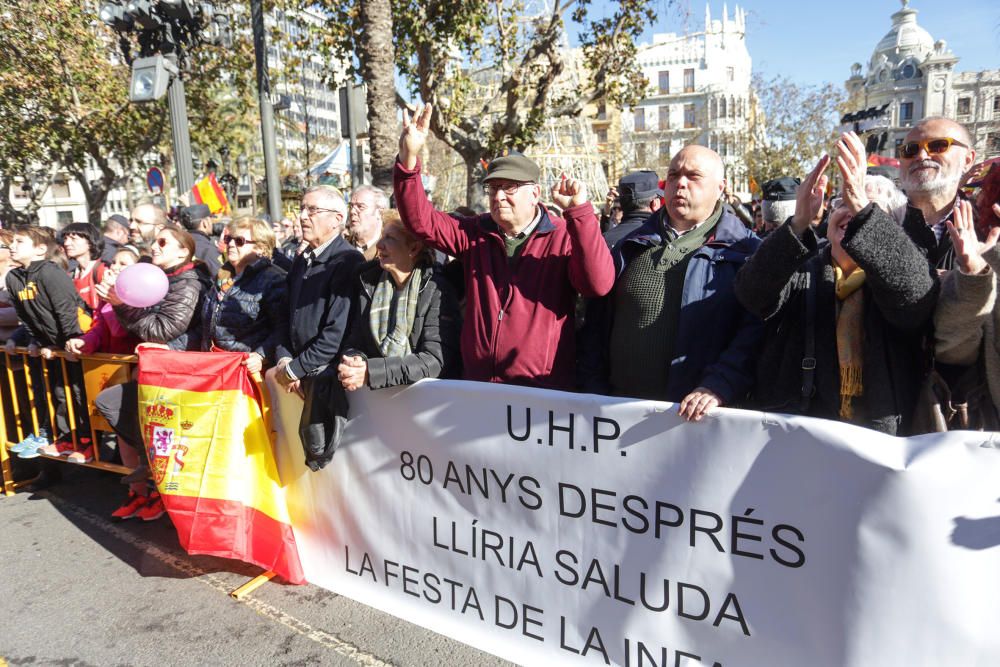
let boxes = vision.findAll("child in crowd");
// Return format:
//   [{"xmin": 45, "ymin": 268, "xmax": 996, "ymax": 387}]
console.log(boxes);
[
  {"xmin": 65, "ymin": 248, "xmax": 141, "ymax": 356},
  {"xmin": 4, "ymin": 225, "xmax": 94, "ymax": 463},
  {"xmin": 61, "ymin": 222, "xmax": 107, "ymax": 312}
]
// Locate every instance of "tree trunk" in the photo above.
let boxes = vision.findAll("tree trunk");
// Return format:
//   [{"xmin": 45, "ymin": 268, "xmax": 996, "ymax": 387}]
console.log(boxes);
[
  {"xmin": 462, "ymin": 152, "xmax": 481, "ymax": 209},
  {"xmin": 357, "ymin": 0, "xmax": 397, "ymax": 194}
]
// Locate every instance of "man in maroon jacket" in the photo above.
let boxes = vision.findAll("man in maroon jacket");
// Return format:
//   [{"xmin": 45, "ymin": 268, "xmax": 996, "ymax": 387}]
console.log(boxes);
[{"xmin": 394, "ymin": 103, "xmax": 614, "ymax": 390}]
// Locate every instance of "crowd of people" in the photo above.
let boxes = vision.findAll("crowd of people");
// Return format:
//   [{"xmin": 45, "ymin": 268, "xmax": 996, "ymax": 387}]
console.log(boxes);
[{"xmin": 2, "ymin": 106, "xmax": 999, "ymax": 524}]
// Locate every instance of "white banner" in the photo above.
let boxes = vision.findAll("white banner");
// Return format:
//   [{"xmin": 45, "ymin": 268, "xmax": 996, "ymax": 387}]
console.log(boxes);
[{"xmin": 265, "ymin": 377, "xmax": 1000, "ymax": 667}]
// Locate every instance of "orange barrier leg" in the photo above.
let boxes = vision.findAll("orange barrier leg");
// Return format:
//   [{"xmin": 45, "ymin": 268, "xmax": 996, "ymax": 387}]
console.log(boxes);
[
  {"xmin": 22, "ymin": 353, "xmax": 41, "ymax": 439},
  {"xmin": 4, "ymin": 351, "xmax": 24, "ymax": 443}
]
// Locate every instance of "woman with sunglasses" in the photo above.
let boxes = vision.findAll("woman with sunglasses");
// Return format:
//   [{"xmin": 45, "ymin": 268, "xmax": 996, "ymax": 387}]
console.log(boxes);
[
  {"xmin": 734, "ymin": 132, "xmax": 938, "ymax": 435},
  {"xmin": 337, "ymin": 211, "xmax": 461, "ymax": 391},
  {"xmin": 200, "ymin": 217, "xmax": 287, "ymax": 374}
]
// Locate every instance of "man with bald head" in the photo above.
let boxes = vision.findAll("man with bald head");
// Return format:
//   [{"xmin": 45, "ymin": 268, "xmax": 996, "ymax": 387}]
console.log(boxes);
[
  {"xmin": 898, "ymin": 116, "xmax": 976, "ymax": 270},
  {"xmin": 580, "ymin": 145, "xmax": 763, "ymax": 421}
]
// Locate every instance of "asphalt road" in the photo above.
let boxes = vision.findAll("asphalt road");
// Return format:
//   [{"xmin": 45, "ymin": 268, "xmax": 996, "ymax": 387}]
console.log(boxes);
[{"xmin": 0, "ymin": 464, "xmax": 512, "ymax": 667}]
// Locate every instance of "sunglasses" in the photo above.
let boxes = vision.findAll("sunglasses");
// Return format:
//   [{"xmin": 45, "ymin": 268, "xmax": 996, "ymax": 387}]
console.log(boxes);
[
  {"xmin": 898, "ymin": 137, "xmax": 968, "ymax": 159},
  {"xmin": 223, "ymin": 235, "xmax": 252, "ymax": 247},
  {"xmin": 154, "ymin": 238, "xmax": 172, "ymax": 248}
]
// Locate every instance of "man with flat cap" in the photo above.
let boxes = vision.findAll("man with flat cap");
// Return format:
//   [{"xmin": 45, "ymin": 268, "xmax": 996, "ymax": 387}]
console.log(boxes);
[
  {"xmin": 178, "ymin": 203, "xmax": 222, "ymax": 277},
  {"xmin": 759, "ymin": 177, "xmax": 800, "ymax": 237},
  {"xmin": 604, "ymin": 170, "xmax": 663, "ymax": 248},
  {"xmin": 394, "ymin": 103, "xmax": 614, "ymax": 390}
]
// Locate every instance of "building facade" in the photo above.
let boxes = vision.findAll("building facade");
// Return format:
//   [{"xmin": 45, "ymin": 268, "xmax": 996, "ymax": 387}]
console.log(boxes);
[
  {"xmin": 844, "ymin": 1, "xmax": 1000, "ymax": 161},
  {"xmin": 620, "ymin": 4, "xmax": 753, "ymax": 196}
]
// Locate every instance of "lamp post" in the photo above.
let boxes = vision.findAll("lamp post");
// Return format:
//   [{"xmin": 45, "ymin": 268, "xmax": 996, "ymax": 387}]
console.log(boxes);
[{"xmin": 100, "ymin": 0, "xmax": 231, "ymax": 196}]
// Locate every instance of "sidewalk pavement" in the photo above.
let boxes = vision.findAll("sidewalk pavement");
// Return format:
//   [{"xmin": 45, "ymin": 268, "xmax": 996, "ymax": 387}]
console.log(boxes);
[{"xmin": 0, "ymin": 465, "xmax": 511, "ymax": 667}]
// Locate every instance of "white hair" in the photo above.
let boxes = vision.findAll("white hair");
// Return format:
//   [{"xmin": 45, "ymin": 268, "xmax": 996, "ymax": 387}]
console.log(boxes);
[
  {"xmin": 761, "ymin": 199, "xmax": 796, "ymax": 224},
  {"xmin": 351, "ymin": 184, "xmax": 389, "ymax": 211},
  {"xmin": 864, "ymin": 175, "xmax": 908, "ymax": 226},
  {"xmin": 303, "ymin": 184, "xmax": 347, "ymax": 215}
]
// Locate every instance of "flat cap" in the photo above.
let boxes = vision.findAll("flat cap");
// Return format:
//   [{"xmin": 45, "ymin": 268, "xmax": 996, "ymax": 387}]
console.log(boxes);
[
  {"xmin": 482, "ymin": 151, "xmax": 540, "ymax": 184},
  {"xmin": 618, "ymin": 170, "xmax": 663, "ymax": 202},
  {"xmin": 761, "ymin": 177, "xmax": 800, "ymax": 202}
]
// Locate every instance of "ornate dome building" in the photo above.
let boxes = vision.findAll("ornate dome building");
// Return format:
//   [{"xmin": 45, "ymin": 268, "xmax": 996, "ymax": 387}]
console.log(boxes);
[{"xmin": 844, "ymin": 0, "xmax": 999, "ymax": 160}]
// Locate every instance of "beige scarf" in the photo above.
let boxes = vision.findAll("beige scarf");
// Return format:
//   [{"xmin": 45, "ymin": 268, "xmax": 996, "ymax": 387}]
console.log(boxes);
[{"xmin": 835, "ymin": 265, "xmax": 866, "ymax": 420}]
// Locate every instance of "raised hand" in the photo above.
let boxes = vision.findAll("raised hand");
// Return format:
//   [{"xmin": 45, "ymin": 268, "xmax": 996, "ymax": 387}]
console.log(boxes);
[
  {"xmin": 947, "ymin": 199, "xmax": 1000, "ymax": 275},
  {"xmin": 399, "ymin": 102, "xmax": 433, "ymax": 170},
  {"xmin": 836, "ymin": 132, "xmax": 869, "ymax": 215},
  {"xmin": 550, "ymin": 173, "xmax": 588, "ymax": 210},
  {"xmin": 791, "ymin": 154, "xmax": 830, "ymax": 234}
]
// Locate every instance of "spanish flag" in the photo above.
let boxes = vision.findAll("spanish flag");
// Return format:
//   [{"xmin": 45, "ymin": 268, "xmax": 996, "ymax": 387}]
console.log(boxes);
[
  {"xmin": 137, "ymin": 349, "xmax": 304, "ymax": 584},
  {"xmin": 191, "ymin": 173, "xmax": 230, "ymax": 214}
]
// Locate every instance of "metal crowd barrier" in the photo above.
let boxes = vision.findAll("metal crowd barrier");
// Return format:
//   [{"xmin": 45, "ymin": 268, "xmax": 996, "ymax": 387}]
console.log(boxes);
[{"xmin": 1, "ymin": 347, "xmax": 137, "ymax": 495}]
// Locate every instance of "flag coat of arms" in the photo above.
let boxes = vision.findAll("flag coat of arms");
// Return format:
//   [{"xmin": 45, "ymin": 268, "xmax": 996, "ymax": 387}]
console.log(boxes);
[{"xmin": 137, "ymin": 348, "xmax": 304, "ymax": 584}]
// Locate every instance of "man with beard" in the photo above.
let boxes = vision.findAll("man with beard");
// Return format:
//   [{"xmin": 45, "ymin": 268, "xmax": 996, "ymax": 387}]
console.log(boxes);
[{"xmin": 898, "ymin": 117, "xmax": 977, "ymax": 271}]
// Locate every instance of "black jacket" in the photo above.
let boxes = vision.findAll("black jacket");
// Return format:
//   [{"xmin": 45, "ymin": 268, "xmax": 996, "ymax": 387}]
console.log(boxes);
[
  {"xmin": 902, "ymin": 204, "xmax": 956, "ymax": 272},
  {"xmin": 201, "ymin": 257, "xmax": 287, "ymax": 364},
  {"xmin": 342, "ymin": 260, "xmax": 462, "ymax": 389},
  {"xmin": 734, "ymin": 205, "xmax": 939, "ymax": 435},
  {"xmin": 100, "ymin": 237, "xmax": 122, "ymax": 265},
  {"xmin": 276, "ymin": 234, "xmax": 364, "ymax": 472},
  {"xmin": 602, "ymin": 209, "xmax": 650, "ymax": 249},
  {"xmin": 5, "ymin": 260, "xmax": 89, "ymax": 347},
  {"xmin": 114, "ymin": 262, "xmax": 206, "ymax": 350},
  {"xmin": 192, "ymin": 230, "xmax": 223, "ymax": 278},
  {"xmin": 276, "ymin": 235, "xmax": 364, "ymax": 378}
]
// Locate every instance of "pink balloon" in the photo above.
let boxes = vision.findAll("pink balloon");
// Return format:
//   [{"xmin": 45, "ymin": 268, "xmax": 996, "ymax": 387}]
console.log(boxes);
[{"xmin": 115, "ymin": 263, "xmax": 169, "ymax": 308}]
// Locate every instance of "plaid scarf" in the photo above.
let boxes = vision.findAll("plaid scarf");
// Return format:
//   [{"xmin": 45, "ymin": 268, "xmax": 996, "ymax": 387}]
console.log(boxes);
[
  {"xmin": 369, "ymin": 268, "xmax": 422, "ymax": 358},
  {"xmin": 834, "ymin": 265, "xmax": 866, "ymax": 420}
]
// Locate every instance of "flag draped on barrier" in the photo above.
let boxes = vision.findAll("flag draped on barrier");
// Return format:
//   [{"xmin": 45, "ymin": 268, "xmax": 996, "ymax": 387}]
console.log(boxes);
[{"xmin": 137, "ymin": 349, "xmax": 304, "ymax": 584}]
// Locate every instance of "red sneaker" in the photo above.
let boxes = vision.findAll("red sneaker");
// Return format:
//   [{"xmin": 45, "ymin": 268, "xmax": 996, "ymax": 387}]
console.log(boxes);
[
  {"xmin": 111, "ymin": 491, "xmax": 149, "ymax": 521},
  {"xmin": 134, "ymin": 492, "xmax": 165, "ymax": 522},
  {"xmin": 38, "ymin": 439, "xmax": 75, "ymax": 456}
]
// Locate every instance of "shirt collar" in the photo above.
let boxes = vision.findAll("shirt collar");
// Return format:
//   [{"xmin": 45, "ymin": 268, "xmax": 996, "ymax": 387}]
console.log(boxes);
[
  {"xmin": 304, "ymin": 234, "xmax": 338, "ymax": 263},
  {"xmin": 503, "ymin": 208, "xmax": 542, "ymax": 240}
]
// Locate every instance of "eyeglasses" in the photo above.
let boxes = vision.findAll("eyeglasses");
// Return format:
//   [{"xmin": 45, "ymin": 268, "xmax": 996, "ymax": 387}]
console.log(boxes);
[
  {"xmin": 897, "ymin": 137, "xmax": 968, "ymax": 159},
  {"xmin": 223, "ymin": 234, "xmax": 252, "ymax": 247},
  {"xmin": 299, "ymin": 205, "xmax": 338, "ymax": 217},
  {"xmin": 483, "ymin": 182, "xmax": 534, "ymax": 197},
  {"xmin": 348, "ymin": 202, "xmax": 375, "ymax": 213}
]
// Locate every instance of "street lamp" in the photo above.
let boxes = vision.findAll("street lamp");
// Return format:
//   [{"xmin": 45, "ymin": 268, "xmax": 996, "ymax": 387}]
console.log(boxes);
[{"xmin": 100, "ymin": 0, "xmax": 232, "ymax": 194}]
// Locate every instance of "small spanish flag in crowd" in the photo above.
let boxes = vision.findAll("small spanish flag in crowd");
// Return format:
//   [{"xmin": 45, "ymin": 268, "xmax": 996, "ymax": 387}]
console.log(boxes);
[
  {"xmin": 867, "ymin": 154, "xmax": 900, "ymax": 168},
  {"xmin": 191, "ymin": 173, "xmax": 230, "ymax": 214},
  {"xmin": 137, "ymin": 349, "xmax": 304, "ymax": 584}
]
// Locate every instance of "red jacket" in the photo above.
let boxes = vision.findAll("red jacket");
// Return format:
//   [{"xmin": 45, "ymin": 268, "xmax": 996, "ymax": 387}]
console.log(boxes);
[{"xmin": 394, "ymin": 160, "xmax": 614, "ymax": 390}]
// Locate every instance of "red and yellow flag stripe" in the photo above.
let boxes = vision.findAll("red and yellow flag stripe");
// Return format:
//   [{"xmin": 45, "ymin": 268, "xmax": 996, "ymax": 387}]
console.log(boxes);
[{"xmin": 137, "ymin": 349, "xmax": 304, "ymax": 584}]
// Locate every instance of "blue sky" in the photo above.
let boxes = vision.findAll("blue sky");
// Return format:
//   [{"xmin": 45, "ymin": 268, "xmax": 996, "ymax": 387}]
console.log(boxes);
[{"xmin": 592, "ymin": 0, "xmax": 1000, "ymax": 87}]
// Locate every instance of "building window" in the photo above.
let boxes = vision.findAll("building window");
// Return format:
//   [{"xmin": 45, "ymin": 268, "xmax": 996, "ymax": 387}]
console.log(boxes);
[
  {"xmin": 719, "ymin": 97, "xmax": 727, "ymax": 119},
  {"xmin": 993, "ymin": 96, "xmax": 1000, "ymax": 119},
  {"xmin": 634, "ymin": 108, "xmax": 646, "ymax": 132},
  {"xmin": 659, "ymin": 141, "xmax": 671, "ymax": 159},
  {"xmin": 900, "ymin": 101, "xmax": 913, "ymax": 124},
  {"xmin": 988, "ymin": 133, "xmax": 1000, "ymax": 156},
  {"xmin": 683, "ymin": 68, "xmax": 695, "ymax": 93},
  {"xmin": 597, "ymin": 102, "xmax": 607, "ymax": 121},
  {"xmin": 957, "ymin": 97, "xmax": 971, "ymax": 117},
  {"xmin": 658, "ymin": 105, "xmax": 670, "ymax": 130},
  {"xmin": 720, "ymin": 136, "xmax": 729, "ymax": 157},
  {"xmin": 596, "ymin": 128, "xmax": 608, "ymax": 144},
  {"xmin": 726, "ymin": 66, "xmax": 735, "ymax": 82},
  {"xmin": 56, "ymin": 211, "xmax": 73, "ymax": 227},
  {"xmin": 684, "ymin": 104, "xmax": 696, "ymax": 129},
  {"xmin": 729, "ymin": 96, "xmax": 736, "ymax": 119},
  {"xmin": 658, "ymin": 70, "xmax": 669, "ymax": 94},
  {"xmin": 51, "ymin": 177, "xmax": 70, "ymax": 199}
]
